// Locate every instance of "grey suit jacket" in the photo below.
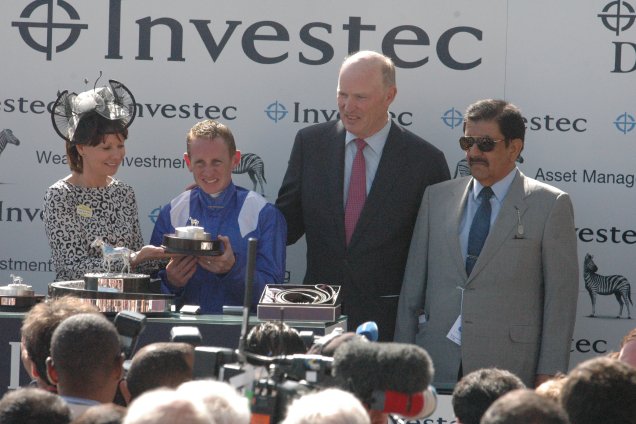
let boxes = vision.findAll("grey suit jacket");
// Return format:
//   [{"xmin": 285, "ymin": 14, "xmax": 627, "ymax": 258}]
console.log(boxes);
[
  {"xmin": 276, "ymin": 120, "xmax": 450, "ymax": 340},
  {"xmin": 394, "ymin": 170, "xmax": 578, "ymax": 387}
]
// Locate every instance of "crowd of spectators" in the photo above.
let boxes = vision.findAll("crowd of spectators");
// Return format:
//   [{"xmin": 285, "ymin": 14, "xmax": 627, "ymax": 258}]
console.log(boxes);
[{"xmin": 2, "ymin": 298, "xmax": 635, "ymax": 424}]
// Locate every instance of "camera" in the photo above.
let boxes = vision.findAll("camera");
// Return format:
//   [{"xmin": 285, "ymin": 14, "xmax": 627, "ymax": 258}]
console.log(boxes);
[
  {"xmin": 244, "ymin": 353, "xmax": 335, "ymax": 423},
  {"xmin": 114, "ymin": 310, "xmax": 146, "ymax": 359},
  {"xmin": 186, "ymin": 327, "xmax": 336, "ymax": 423}
]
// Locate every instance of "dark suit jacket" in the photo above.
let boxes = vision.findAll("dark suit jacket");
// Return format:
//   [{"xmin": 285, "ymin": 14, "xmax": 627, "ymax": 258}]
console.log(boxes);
[{"xmin": 276, "ymin": 120, "xmax": 450, "ymax": 340}]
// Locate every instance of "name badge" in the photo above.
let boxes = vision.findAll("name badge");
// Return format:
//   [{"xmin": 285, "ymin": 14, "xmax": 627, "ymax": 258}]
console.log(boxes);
[
  {"xmin": 76, "ymin": 204, "xmax": 93, "ymax": 218},
  {"xmin": 446, "ymin": 314, "xmax": 462, "ymax": 346}
]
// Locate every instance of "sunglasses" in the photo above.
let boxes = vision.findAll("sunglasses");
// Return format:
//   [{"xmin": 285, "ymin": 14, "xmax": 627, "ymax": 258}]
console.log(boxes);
[{"xmin": 459, "ymin": 136, "xmax": 506, "ymax": 152}]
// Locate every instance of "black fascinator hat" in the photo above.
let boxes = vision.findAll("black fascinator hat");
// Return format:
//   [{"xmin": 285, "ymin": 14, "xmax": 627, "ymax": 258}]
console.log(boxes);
[{"xmin": 51, "ymin": 79, "xmax": 136, "ymax": 144}]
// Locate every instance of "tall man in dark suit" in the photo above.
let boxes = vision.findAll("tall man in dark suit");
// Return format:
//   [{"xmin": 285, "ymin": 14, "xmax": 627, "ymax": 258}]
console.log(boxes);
[
  {"xmin": 395, "ymin": 99, "xmax": 578, "ymax": 388},
  {"xmin": 276, "ymin": 51, "xmax": 450, "ymax": 341}
]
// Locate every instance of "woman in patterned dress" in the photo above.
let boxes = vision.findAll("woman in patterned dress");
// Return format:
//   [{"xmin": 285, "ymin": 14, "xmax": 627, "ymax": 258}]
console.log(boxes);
[{"xmin": 44, "ymin": 80, "xmax": 166, "ymax": 281}]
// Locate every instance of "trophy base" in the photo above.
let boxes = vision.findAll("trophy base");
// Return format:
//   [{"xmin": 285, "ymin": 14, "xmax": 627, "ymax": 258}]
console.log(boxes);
[
  {"xmin": 0, "ymin": 278, "xmax": 43, "ymax": 312},
  {"xmin": 84, "ymin": 272, "xmax": 154, "ymax": 294},
  {"xmin": 163, "ymin": 234, "xmax": 223, "ymax": 256},
  {"xmin": 49, "ymin": 280, "xmax": 173, "ymax": 315},
  {"xmin": 0, "ymin": 294, "xmax": 45, "ymax": 312}
]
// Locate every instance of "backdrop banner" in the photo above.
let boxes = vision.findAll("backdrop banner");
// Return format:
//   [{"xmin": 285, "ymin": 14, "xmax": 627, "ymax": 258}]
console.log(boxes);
[{"xmin": 1, "ymin": 0, "xmax": 634, "ymax": 404}]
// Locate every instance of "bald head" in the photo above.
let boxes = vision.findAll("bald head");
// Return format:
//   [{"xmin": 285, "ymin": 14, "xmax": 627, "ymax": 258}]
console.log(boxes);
[
  {"xmin": 178, "ymin": 380, "xmax": 250, "ymax": 424},
  {"xmin": 124, "ymin": 389, "xmax": 212, "ymax": 424},
  {"xmin": 337, "ymin": 50, "xmax": 397, "ymax": 139},
  {"xmin": 340, "ymin": 51, "xmax": 396, "ymax": 88}
]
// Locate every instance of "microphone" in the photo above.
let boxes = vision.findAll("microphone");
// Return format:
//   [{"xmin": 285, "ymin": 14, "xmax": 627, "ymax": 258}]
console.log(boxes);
[
  {"xmin": 237, "ymin": 238, "xmax": 258, "ymax": 360},
  {"xmin": 356, "ymin": 321, "xmax": 379, "ymax": 341},
  {"xmin": 369, "ymin": 386, "xmax": 437, "ymax": 419},
  {"xmin": 332, "ymin": 340, "xmax": 435, "ymax": 416},
  {"xmin": 333, "ymin": 340, "xmax": 434, "ymax": 392}
]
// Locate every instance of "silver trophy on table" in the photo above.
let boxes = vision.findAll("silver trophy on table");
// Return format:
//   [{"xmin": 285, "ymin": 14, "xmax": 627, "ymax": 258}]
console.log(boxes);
[
  {"xmin": 85, "ymin": 238, "xmax": 148, "ymax": 293},
  {"xmin": 48, "ymin": 238, "xmax": 174, "ymax": 315},
  {"xmin": 0, "ymin": 274, "xmax": 44, "ymax": 311}
]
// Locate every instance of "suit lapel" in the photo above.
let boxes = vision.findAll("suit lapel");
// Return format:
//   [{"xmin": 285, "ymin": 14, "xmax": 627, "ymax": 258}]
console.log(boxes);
[
  {"xmin": 467, "ymin": 171, "xmax": 528, "ymax": 284},
  {"xmin": 326, "ymin": 122, "xmax": 347, "ymax": 246},
  {"xmin": 452, "ymin": 178, "xmax": 472, "ymax": 274}
]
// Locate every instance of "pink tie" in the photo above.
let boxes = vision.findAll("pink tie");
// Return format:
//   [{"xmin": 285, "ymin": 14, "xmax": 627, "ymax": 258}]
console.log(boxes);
[{"xmin": 345, "ymin": 138, "xmax": 367, "ymax": 245}]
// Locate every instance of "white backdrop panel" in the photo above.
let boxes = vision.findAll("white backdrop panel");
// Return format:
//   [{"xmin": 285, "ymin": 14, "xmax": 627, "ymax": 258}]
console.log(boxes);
[{"xmin": 1, "ymin": 2, "xmax": 634, "ymax": 392}]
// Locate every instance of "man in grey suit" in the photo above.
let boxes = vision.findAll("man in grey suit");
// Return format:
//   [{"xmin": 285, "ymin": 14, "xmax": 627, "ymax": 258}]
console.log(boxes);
[
  {"xmin": 276, "ymin": 51, "xmax": 450, "ymax": 341},
  {"xmin": 395, "ymin": 99, "xmax": 578, "ymax": 388}
]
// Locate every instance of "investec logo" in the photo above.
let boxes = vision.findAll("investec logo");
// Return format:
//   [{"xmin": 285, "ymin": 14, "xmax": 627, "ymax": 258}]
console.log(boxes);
[
  {"xmin": 0, "ymin": 201, "xmax": 44, "ymax": 223},
  {"xmin": 440, "ymin": 107, "xmax": 588, "ymax": 132},
  {"xmin": 597, "ymin": 0, "xmax": 636, "ymax": 72},
  {"xmin": 614, "ymin": 112, "xmax": 636, "ymax": 134},
  {"xmin": 265, "ymin": 101, "xmax": 413, "ymax": 126},
  {"xmin": 11, "ymin": 0, "xmax": 484, "ymax": 68},
  {"xmin": 12, "ymin": 0, "xmax": 87, "ymax": 61}
]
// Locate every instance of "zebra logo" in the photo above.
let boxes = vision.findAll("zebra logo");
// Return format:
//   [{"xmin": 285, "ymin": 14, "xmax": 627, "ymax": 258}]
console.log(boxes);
[
  {"xmin": 453, "ymin": 158, "xmax": 470, "ymax": 178},
  {"xmin": 0, "ymin": 129, "xmax": 20, "ymax": 158},
  {"xmin": 232, "ymin": 152, "xmax": 267, "ymax": 196},
  {"xmin": 583, "ymin": 253, "xmax": 633, "ymax": 319}
]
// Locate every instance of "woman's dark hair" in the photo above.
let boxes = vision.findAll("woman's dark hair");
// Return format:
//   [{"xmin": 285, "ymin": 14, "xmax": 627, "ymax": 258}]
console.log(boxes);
[{"xmin": 66, "ymin": 113, "xmax": 128, "ymax": 173}]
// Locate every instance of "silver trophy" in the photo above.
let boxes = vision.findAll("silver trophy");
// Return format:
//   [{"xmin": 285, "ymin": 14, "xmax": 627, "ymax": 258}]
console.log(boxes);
[
  {"xmin": 0, "ymin": 274, "xmax": 43, "ymax": 311},
  {"xmin": 48, "ymin": 238, "xmax": 173, "ymax": 315},
  {"xmin": 162, "ymin": 217, "xmax": 222, "ymax": 256},
  {"xmin": 84, "ymin": 238, "xmax": 148, "ymax": 293}
]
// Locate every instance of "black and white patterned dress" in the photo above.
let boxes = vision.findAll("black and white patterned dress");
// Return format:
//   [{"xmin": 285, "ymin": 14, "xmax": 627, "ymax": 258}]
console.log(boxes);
[{"xmin": 43, "ymin": 178, "xmax": 145, "ymax": 281}]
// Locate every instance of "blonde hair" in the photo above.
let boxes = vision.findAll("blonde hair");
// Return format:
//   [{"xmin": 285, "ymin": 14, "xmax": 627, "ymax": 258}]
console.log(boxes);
[{"xmin": 186, "ymin": 119, "xmax": 235, "ymax": 157}]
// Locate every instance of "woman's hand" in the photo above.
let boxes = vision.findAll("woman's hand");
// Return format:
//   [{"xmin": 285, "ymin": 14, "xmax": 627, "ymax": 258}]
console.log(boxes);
[{"xmin": 130, "ymin": 245, "xmax": 171, "ymax": 267}]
